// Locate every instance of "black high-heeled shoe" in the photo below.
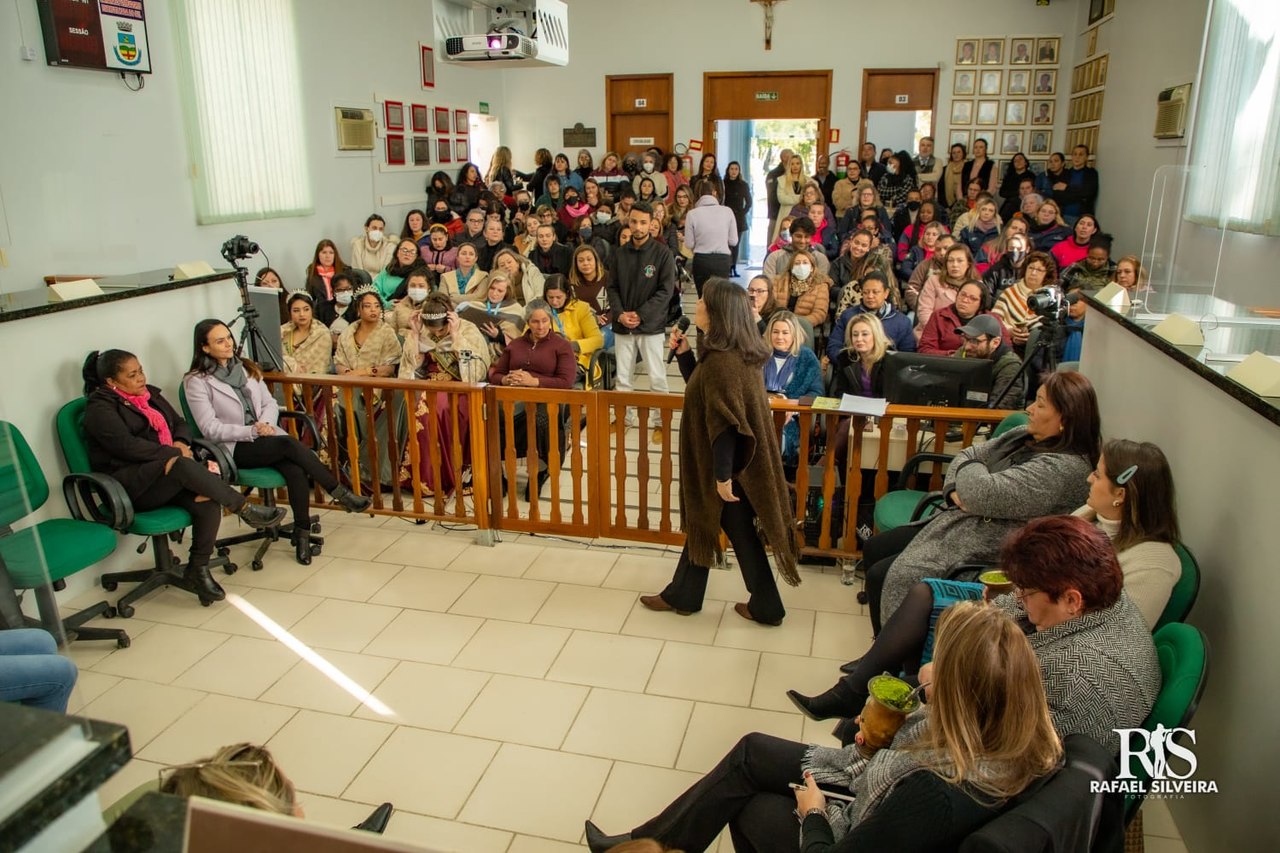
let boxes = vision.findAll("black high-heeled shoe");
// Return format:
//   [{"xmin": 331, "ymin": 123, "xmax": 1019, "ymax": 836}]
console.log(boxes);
[
  {"xmin": 785, "ymin": 685, "xmax": 860, "ymax": 721},
  {"xmin": 184, "ymin": 558, "xmax": 226, "ymax": 602},
  {"xmin": 332, "ymin": 485, "xmax": 372, "ymax": 513},
  {"xmin": 293, "ymin": 530, "xmax": 313, "ymax": 566},
  {"xmin": 584, "ymin": 820, "xmax": 631, "ymax": 853}
]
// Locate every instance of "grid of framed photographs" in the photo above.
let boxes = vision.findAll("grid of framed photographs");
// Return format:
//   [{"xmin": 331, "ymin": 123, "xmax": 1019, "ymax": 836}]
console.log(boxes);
[
  {"xmin": 950, "ymin": 35, "xmax": 1059, "ymax": 171},
  {"xmin": 376, "ymin": 97, "xmax": 472, "ymax": 169}
]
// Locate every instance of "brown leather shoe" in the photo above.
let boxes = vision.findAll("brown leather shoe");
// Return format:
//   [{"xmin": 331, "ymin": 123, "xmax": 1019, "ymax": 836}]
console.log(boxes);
[
  {"xmin": 734, "ymin": 602, "xmax": 782, "ymax": 627},
  {"xmin": 640, "ymin": 594, "xmax": 692, "ymax": 616}
]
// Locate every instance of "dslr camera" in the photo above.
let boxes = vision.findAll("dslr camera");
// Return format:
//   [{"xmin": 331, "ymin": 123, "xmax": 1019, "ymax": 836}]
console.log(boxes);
[
  {"xmin": 1026, "ymin": 285, "xmax": 1071, "ymax": 325},
  {"xmin": 220, "ymin": 235, "xmax": 261, "ymax": 263}
]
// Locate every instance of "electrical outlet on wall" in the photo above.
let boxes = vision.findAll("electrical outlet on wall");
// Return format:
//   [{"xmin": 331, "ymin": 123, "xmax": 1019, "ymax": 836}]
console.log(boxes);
[{"xmin": 20, "ymin": 46, "xmax": 37, "ymax": 61}]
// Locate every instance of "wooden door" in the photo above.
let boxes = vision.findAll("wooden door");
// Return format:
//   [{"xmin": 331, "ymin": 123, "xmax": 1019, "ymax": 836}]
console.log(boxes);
[
  {"xmin": 703, "ymin": 71, "xmax": 832, "ymax": 154},
  {"xmin": 860, "ymin": 69, "xmax": 938, "ymax": 145},
  {"xmin": 606, "ymin": 74, "xmax": 673, "ymax": 154}
]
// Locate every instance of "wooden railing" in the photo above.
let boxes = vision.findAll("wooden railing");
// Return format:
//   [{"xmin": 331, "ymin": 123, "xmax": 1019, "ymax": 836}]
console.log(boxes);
[{"xmin": 265, "ymin": 372, "xmax": 1016, "ymax": 560}]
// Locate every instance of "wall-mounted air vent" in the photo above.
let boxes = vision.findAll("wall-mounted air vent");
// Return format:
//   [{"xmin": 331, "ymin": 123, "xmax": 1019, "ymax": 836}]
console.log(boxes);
[
  {"xmin": 1154, "ymin": 84, "xmax": 1191, "ymax": 140},
  {"xmin": 335, "ymin": 108, "xmax": 375, "ymax": 151}
]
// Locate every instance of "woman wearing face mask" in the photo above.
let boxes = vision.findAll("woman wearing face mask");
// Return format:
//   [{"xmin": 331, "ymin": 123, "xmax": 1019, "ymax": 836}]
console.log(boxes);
[
  {"xmin": 558, "ymin": 189, "xmax": 592, "ymax": 232},
  {"xmin": 723, "ymin": 161, "xmax": 753, "ymax": 275},
  {"xmin": 542, "ymin": 275, "xmax": 603, "ymax": 380},
  {"xmin": 350, "ymin": 215, "xmax": 397, "ymax": 277},
  {"xmin": 1051, "ymin": 214, "xmax": 1100, "ymax": 270},
  {"xmin": 918, "ymin": 280, "xmax": 1010, "ymax": 355},
  {"xmin": 419, "ymin": 224, "xmax": 458, "ymax": 275},
  {"xmin": 876, "ymin": 150, "xmax": 919, "ymax": 214},
  {"xmin": 372, "ymin": 239, "xmax": 428, "ymax": 304},
  {"xmin": 975, "ymin": 218, "xmax": 1028, "ymax": 272},
  {"xmin": 427, "ymin": 171, "xmax": 454, "ymax": 212},
  {"xmin": 389, "ymin": 269, "xmax": 436, "ymax": 336},
  {"xmin": 774, "ymin": 155, "xmax": 808, "ymax": 243},
  {"xmin": 440, "ymin": 243, "xmax": 489, "ymax": 306},
  {"xmin": 427, "ymin": 198, "xmax": 462, "ymax": 239},
  {"xmin": 304, "ymin": 240, "xmax": 347, "ymax": 320},
  {"xmin": 765, "ymin": 310, "xmax": 825, "ymax": 470},
  {"xmin": 981, "ymin": 230, "xmax": 1031, "ymax": 301},
  {"xmin": 572, "ymin": 215, "xmax": 611, "ymax": 266},
  {"xmin": 1027, "ymin": 198, "xmax": 1072, "ymax": 251},
  {"xmin": 325, "ymin": 273, "xmax": 358, "ymax": 338},
  {"xmin": 772, "ymin": 249, "xmax": 830, "ymax": 334},
  {"xmin": 396, "ymin": 293, "xmax": 490, "ymax": 499},
  {"xmin": 914, "ymin": 243, "xmax": 982, "ymax": 332},
  {"xmin": 993, "ymin": 251, "xmax": 1058, "ymax": 348}
]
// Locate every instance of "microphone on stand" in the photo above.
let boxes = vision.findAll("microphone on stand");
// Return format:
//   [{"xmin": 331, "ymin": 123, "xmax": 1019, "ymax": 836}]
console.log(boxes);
[{"xmin": 667, "ymin": 315, "xmax": 692, "ymax": 363}]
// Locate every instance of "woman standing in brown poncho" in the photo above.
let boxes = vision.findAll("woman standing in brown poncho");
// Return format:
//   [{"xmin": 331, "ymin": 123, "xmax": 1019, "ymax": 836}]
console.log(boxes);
[{"xmin": 640, "ymin": 277, "xmax": 801, "ymax": 626}]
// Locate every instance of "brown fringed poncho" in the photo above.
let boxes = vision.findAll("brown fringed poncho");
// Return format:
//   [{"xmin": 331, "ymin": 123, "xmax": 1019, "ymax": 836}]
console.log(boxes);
[{"xmin": 680, "ymin": 349, "xmax": 801, "ymax": 586}]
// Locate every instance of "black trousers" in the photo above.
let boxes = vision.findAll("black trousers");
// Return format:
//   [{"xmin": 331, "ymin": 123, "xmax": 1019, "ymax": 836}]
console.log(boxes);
[
  {"xmin": 862, "ymin": 523, "xmax": 925, "ymax": 634},
  {"xmin": 233, "ymin": 435, "xmax": 337, "ymax": 524},
  {"xmin": 661, "ymin": 483, "xmax": 785, "ymax": 624},
  {"xmin": 691, "ymin": 252, "xmax": 733, "ymax": 296},
  {"xmin": 631, "ymin": 733, "xmax": 807, "ymax": 853},
  {"xmin": 132, "ymin": 457, "xmax": 245, "ymax": 562},
  {"xmin": 500, "ymin": 403, "xmax": 569, "ymax": 473}
]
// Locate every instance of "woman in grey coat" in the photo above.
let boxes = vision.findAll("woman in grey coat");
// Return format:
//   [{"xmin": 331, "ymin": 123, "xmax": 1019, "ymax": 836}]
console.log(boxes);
[{"xmin": 865, "ymin": 370, "xmax": 1101, "ymax": 632}]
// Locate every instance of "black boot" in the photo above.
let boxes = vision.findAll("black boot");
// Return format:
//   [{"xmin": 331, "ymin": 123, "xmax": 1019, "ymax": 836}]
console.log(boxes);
[
  {"xmin": 584, "ymin": 820, "xmax": 631, "ymax": 853},
  {"xmin": 184, "ymin": 557, "xmax": 225, "ymax": 602},
  {"xmin": 786, "ymin": 683, "xmax": 860, "ymax": 721},
  {"xmin": 832, "ymin": 716, "xmax": 860, "ymax": 746},
  {"xmin": 332, "ymin": 485, "xmax": 372, "ymax": 513},
  {"xmin": 238, "ymin": 502, "xmax": 287, "ymax": 529},
  {"xmin": 839, "ymin": 656, "xmax": 863, "ymax": 675},
  {"xmin": 293, "ymin": 530, "xmax": 313, "ymax": 566}
]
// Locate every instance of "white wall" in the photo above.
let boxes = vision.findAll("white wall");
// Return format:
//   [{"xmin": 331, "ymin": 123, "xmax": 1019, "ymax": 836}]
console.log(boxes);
[
  {"xmin": 1080, "ymin": 312, "xmax": 1280, "ymax": 850},
  {"xmin": 0, "ymin": 0, "xmax": 506, "ymax": 293},
  {"xmin": 500, "ymin": 0, "xmax": 1079, "ymax": 174}
]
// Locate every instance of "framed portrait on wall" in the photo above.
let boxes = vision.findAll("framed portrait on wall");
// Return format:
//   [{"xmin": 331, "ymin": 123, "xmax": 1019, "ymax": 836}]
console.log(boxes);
[
  {"xmin": 1007, "ymin": 69, "xmax": 1030, "ymax": 95},
  {"xmin": 1010, "ymin": 37, "xmax": 1034, "ymax": 64},
  {"xmin": 419, "ymin": 44, "xmax": 435, "ymax": 89},
  {"xmin": 1029, "ymin": 130, "xmax": 1051, "ymax": 154},
  {"xmin": 386, "ymin": 134, "xmax": 405, "ymax": 166},
  {"xmin": 455, "ymin": 139, "xmax": 469, "ymax": 162},
  {"xmin": 454, "ymin": 110, "xmax": 469, "ymax": 135},
  {"xmin": 976, "ymin": 100, "xmax": 1000, "ymax": 126},
  {"xmin": 950, "ymin": 100, "xmax": 973, "ymax": 125},
  {"xmin": 412, "ymin": 136, "xmax": 432, "ymax": 166},
  {"xmin": 1037, "ymin": 37, "xmax": 1060, "ymax": 64},
  {"xmin": 956, "ymin": 39, "xmax": 978, "ymax": 66},
  {"xmin": 979, "ymin": 70, "xmax": 1003, "ymax": 96},
  {"xmin": 434, "ymin": 107, "xmax": 451, "ymax": 134},
  {"xmin": 383, "ymin": 101, "xmax": 404, "ymax": 132},
  {"xmin": 1000, "ymin": 131, "xmax": 1024, "ymax": 155},
  {"xmin": 1034, "ymin": 69, "xmax": 1058, "ymax": 95},
  {"xmin": 953, "ymin": 71, "xmax": 976, "ymax": 96},
  {"xmin": 949, "ymin": 129, "xmax": 971, "ymax": 149},
  {"xmin": 1005, "ymin": 100, "xmax": 1028, "ymax": 125},
  {"xmin": 436, "ymin": 137, "xmax": 452, "ymax": 164},
  {"xmin": 981, "ymin": 39, "xmax": 1003, "ymax": 65},
  {"xmin": 411, "ymin": 104, "xmax": 429, "ymax": 133}
]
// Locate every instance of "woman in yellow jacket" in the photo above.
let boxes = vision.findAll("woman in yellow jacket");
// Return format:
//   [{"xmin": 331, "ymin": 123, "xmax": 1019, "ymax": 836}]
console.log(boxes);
[{"xmin": 542, "ymin": 275, "xmax": 603, "ymax": 384}]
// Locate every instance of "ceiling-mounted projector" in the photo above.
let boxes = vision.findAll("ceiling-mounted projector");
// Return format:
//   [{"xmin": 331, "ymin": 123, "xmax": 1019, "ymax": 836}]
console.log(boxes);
[{"xmin": 445, "ymin": 32, "xmax": 538, "ymax": 61}]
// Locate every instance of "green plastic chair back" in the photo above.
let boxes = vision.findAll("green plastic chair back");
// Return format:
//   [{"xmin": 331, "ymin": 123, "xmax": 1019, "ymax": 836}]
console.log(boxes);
[
  {"xmin": 1124, "ymin": 623, "xmax": 1209, "ymax": 821},
  {"xmin": 1154, "ymin": 544, "xmax": 1200, "ymax": 631},
  {"xmin": 991, "ymin": 410, "xmax": 1029, "ymax": 437},
  {"xmin": 177, "ymin": 384, "xmax": 286, "ymax": 489},
  {"xmin": 0, "ymin": 420, "xmax": 49, "ymax": 526}
]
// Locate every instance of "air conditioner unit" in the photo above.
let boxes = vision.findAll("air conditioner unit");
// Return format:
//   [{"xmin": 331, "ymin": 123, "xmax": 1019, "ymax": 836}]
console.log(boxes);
[
  {"xmin": 438, "ymin": 0, "xmax": 568, "ymax": 68},
  {"xmin": 334, "ymin": 107, "xmax": 375, "ymax": 151},
  {"xmin": 1153, "ymin": 84, "xmax": 1191, "ymax": 139}
]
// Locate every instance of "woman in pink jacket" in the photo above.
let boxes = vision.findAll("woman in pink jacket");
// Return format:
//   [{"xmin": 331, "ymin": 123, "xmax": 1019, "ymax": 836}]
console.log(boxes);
[
  {"xmin": 913, "ymin": 243, "xmax": 983, "ymax": 334},
  {"xmin": 183, "ymin": 319, "xmax": 371, "ymax": 564}
]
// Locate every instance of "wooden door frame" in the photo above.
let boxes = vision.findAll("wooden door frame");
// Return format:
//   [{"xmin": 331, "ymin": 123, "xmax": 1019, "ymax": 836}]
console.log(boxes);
[
  {"xmin": 605, "ymin": 73, "xmax": 674, "ymax": 153},
  {"xmin": 702, "ymin": 70, "xmax": 833, "ymax": 155},
  {"xmin": 859, "ymin": 68, "xmax": 939, "ymax": 147}
]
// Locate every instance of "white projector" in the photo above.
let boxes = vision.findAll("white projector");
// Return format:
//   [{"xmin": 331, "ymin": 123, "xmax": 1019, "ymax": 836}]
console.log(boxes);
[{"xmin": 445, "ymin": 33, "xmax": 538, "ymax": 61}]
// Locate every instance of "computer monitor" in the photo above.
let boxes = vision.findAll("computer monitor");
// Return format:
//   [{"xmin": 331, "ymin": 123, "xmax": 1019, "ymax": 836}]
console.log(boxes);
[{"xmin": 883, "ymin": 351, "xmax": 995, "ymax": 408}]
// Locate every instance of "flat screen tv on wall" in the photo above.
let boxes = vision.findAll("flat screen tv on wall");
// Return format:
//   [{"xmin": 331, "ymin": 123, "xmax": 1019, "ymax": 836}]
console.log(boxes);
[{"xmin": 36, "ymin": 0, "xmax": 153, "ymax": 74}]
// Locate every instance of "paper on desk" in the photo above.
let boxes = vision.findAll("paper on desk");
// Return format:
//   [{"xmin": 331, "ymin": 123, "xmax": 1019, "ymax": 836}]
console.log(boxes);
[{"xmin": 809, "ymin": 395, "xmax": 889, "ymax": 416}]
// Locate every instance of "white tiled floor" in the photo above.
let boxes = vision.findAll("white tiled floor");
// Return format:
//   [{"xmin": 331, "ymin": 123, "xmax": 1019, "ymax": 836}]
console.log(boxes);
[{"xmin": 63, "ymin": 506, "xmax": 1184, "ymax": 851}]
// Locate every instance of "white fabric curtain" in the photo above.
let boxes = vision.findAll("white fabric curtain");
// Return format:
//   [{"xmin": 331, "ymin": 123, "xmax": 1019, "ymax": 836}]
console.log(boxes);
[
  {"xmin": 172, "ymin": 0, "xmax": 312, "ymax": 224},
  {"xmin": 1186, "ymin": 0, "xmax": 1280, "ymax": 236}
]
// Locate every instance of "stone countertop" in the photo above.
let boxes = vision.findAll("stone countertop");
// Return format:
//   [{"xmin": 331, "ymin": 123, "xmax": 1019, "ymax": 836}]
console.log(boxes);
[
  {"xmin": 0, "ymin": 269, "xmax": 236, "ymax": 324},
  {"xmin": 83, "ymin": 792, "xmax": 185, "ymax": 853}
]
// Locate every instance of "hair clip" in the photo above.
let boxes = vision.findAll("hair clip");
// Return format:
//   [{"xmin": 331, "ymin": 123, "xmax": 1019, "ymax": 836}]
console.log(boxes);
[
  {"xmin": 285, "ymin": 289, "xmax": 312, "ymax": 302},
  {"xmin": 353, "ymin": 284, "xmax": 379, "ymax": 299},
  {"xmin": 421, "ymin": 311, "xmax": 449, "ymax": 322},
  {"xmin": 1115, "ymin": 464, "xmax": 1138, "ymax": 485}
]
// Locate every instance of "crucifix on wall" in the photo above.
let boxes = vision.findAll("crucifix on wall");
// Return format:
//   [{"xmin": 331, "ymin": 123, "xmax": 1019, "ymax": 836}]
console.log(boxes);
[{"xmin": 751, "ymin": 0, "xmax": 786, "ymax": 50}]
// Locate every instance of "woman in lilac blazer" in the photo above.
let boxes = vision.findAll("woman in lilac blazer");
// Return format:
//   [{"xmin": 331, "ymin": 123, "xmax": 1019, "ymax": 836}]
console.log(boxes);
[{"xmin": 183, "ymin": 319, "xmax": 371, "ymax": 564}]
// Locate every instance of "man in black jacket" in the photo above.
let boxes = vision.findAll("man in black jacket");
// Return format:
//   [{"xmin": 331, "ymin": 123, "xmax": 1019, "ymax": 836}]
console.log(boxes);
[
  {"xmin": 475, "ymin": 219, "xmax": 512, "ymax": 272},
  {"xmin": 607, "ymin": 202, "xmax": 675, "ymax": 438}
]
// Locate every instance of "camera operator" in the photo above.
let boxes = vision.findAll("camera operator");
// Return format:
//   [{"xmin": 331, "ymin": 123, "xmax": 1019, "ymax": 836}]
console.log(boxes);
[{"xmin": 992, "ymin": 252, "xmax": 1057, "ymax": 349}]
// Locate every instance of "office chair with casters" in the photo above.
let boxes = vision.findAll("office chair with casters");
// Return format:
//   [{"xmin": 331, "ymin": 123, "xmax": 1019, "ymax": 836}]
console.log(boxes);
[
  {"xmin": 55, "ymin": 399, "xmax": 237, "ymax": 617},
  {"xmin": 0, "ymin": 420, "xmax": 128, "ymax": 648},
  {"xmin": 178, "ymin": 387, "xmax": 324, "ymax": 572},
  {"xmin": 1154, "ymin": 544, "xmax": 1200, "ymax": 631}
]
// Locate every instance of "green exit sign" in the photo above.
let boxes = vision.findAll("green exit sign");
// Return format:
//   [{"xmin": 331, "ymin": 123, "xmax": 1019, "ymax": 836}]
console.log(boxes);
[
  {"xmin": 755, "ymin": 91, "xmax": 779, "ymax": 101},
  {"xmin": 479, "ymin": 101, "xmax": 490, "ymax": 115}
]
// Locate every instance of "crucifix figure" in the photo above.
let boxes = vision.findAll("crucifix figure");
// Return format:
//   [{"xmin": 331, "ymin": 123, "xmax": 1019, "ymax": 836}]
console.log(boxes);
[{"xmin": 751, "ymin": 0, "xmax": 784, "ymax": 50}]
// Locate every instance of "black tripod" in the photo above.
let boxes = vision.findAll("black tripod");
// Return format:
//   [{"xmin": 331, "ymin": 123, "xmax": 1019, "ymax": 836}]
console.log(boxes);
[
  {"xmin": 222, "ymin": 241, "xmax": 284, "ymax": 372},
  {"xmin": 991, "ymin": 317, "xmax": 1064, "ymax": 408}
]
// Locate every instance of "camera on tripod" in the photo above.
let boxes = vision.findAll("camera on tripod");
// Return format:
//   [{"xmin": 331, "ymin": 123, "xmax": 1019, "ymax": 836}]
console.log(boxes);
[
  {"xmin": 1026, "ymin": 285, "xmax": 1078, "ymax": 326},
  {"xmin": 221, "ymin": 235, "xmax": 261, "ymax": 264}
]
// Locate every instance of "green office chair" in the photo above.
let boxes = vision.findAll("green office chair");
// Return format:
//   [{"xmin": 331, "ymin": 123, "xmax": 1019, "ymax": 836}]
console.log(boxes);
[
  {"xmin": 1154, "ymin": 544, "xmax": 1201, "ymax": 631},
  {"xmin": 55, "ymin": 399, "xmax": 237, "ymax": 617},
  {"xmin": 0, "ymin": 420, "xmax": 128, "ymax": 647},
  {"xmin": 1124, "ymin": 623, "xmax": 1209, "ymax": 823},
  {"xmin": 872, "ymin": 411, "xmax": 1030, "ymax": 534},
  {"xmin": 178, "ymin": 386, "xmax": 323, "ymax": 571}
]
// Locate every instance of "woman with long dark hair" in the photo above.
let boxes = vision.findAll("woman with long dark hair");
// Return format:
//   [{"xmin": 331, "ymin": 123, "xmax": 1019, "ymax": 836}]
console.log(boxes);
[
  {"xmin": 640, "ymin": 278, "xmax": 800, "ymax": 626},
  {"xmin": 183, "ymin": 320, "xmax": 371, "ymax": 564},
  {"xmin": 304, "ymin": 240, "xmax": 347, "ymax": 318},
  {"xmin": 722, "ymin": 161, "xmax": 752, "ymax": 276},
  {"xmin": 450, "ymin": 163, "xmax": 485, "ymax": 216},
  {"xmin": 876, "ymin": 150, "xmax": 919, "ymax": 213},
  {"xmin": 961, "ymin": 137, "xmax": 998, "ymax": 196}
]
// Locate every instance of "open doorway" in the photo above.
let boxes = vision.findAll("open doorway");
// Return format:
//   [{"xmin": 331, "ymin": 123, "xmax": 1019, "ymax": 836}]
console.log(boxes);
[
  {"xmin": 468, "ymin": 114, "xmax": 500, "ymax": 174},
  {"xmin": 715, "ymin": 118, "xmax": 819, "ymax": 270}
]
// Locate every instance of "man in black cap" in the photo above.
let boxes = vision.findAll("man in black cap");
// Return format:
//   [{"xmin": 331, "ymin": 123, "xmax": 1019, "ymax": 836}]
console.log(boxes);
[{"xmin": 956, "ymin": 314, "xmax": 1025, "ymax": 409}]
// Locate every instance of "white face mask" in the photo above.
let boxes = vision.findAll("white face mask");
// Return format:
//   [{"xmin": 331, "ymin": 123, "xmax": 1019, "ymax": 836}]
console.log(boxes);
[
  {"xmin": 596, "ymin": 211, "xmax": 611, "ymax": 224},
  {"xmin": 792, "ymin": 263, "xmax": 813, "ymax": 281},
  {"xmin": 335, "ymin": 292, "xmax": 353, "ymax": 305},
  {"xmin": 642, "ymin": 162, "xmax": 655, "ymax": 173},
  {"xmin": 367, "ymin": 229, "xmax": 384, "ymax": 243},
  {"xmin": 407, "ymin": 287, "xmax": 429, "ymax": 303}
]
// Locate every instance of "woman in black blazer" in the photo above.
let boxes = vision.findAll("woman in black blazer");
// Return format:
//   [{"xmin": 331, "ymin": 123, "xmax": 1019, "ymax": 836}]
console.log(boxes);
[{"xmin": 81, "ymin": 350, "xmax": 285, "ymax": 601}]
